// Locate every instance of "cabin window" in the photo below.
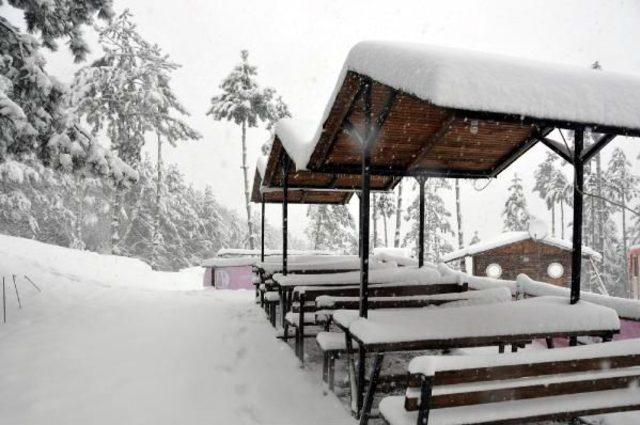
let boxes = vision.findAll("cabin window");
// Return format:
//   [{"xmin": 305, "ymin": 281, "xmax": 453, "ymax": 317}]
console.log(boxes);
[
  {"xmin": 485, "ymin": 263, "xmax": 502, "ymax": 279},
  {"xmin": 547, "ymin": 262, "xmax": 564, "ymax": 279}
]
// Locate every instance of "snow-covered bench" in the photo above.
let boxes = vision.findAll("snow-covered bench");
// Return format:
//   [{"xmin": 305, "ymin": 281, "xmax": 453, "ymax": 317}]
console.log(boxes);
[
  {"xmin": 289, "ymin": 279, "xmax": 469, "ymax": 361},
  {"xmin": 332, "ymin": 297, "xmax": 620, "ymax": 420},
  {"xmin": 379, "ymin": 339, "xmax": 640, "ymax": 425}
]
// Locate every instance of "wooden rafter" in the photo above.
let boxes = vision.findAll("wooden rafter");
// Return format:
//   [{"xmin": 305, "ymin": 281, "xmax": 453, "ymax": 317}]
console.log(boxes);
[{"xmin": 407, "ymin": 114, "xmax": 456, "ymax": 171}]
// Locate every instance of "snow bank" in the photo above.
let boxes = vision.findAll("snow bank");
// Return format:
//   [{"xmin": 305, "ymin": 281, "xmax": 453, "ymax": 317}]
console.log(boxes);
[
  {"xmin": 0, "ymin": 234, "xmax": 202, "ymax": 291},
  {"xmin": 517, "ymin": 274, "xmax": 640, "ymax": 320},
  {"xmin": 442, "ymin": 231, "xmax": 601, "ymax": 262}
]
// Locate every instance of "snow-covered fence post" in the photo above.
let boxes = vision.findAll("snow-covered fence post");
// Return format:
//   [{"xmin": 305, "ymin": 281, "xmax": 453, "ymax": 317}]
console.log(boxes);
[{"xmin": 12, "ymin": 274, "xmax": 21, "ymax": 309}]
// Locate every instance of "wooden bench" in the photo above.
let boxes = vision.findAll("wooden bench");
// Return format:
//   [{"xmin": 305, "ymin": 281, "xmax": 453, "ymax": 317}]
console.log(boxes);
[
  {"xmin": 290, "ymin": 281, "xmax": 469, "ymax": 361},
  {"xmin": 379, "ymin": 339, "xmax": 640, "ymax": 425}
]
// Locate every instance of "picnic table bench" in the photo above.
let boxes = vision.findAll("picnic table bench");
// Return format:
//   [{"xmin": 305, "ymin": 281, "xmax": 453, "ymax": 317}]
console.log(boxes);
[
  {"xmin": 288, "ymin": 279, "xmax": 470, "ymax": 361},
  {"xmin": 379, "ymin": 338, "xmax": 640, "ymax": 425},
  {"xmin": 331, "ymin": 296, "xmax": 621, "ymax": 422}
]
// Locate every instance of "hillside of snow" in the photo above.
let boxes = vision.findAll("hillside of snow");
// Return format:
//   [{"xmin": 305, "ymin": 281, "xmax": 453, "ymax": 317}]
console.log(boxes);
[{"xmin": 0, "ymin": 235, "xmax": 353, "ymax": 425}]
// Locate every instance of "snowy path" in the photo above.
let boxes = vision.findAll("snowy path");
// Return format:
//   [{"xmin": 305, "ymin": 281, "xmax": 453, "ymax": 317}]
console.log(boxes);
[{"xmin": 0, "ymin": 236, "xmax": 353, "ymax": 425}]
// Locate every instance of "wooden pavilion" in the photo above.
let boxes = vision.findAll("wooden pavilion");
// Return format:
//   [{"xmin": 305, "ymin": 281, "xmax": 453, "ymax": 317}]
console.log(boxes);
[{"xmin": 276, "ymin": 41, "xmax": 640, "ymax": 321}]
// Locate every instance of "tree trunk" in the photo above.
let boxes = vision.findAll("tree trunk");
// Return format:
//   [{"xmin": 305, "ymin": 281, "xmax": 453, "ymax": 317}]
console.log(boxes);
[
  {"xmin": 550, "ymin": 202, "xmax": 556, "ymax": 237},
  {"xmin": 596, "ymin": 153, "xmax": 604, "ymax": 253},
  {"xmin": 455, "ymin": 179, "xmax": 464, "ymax": 249},
  {"xmin": 110, "ymin": 187, "xmax": 121, "ymax": 255},
  {"xmin": 372, "ymin": 194, "xmax": 378, "ymax": 248},
  {"xmin": 151, "ymin": 132, "xmax": 163, "ymax": 268},
  {"xmin": 383, "ymin": 213, "xmax": 388, "ymax": 247},
  {"xmin": 622, "ymin": 197, "xmax": 629, "ymax": 297},
  {"xmin": 560, "ymin": 199, "xmax": 565, "ymax": 239},
  {"xmin": 74, "ymin": 175, "xmax": 85, "ymax": 250},
  {"xmin": 394, "ymin": 180, "xmax": 403, "ymax": 247},
  {"xmin": 240, "ymin": 120, "xmax": 254, "ymax": 249}
]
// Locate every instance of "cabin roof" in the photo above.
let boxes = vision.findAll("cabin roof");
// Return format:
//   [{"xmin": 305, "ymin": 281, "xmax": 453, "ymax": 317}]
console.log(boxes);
[{"xmin": 442, "ymin": 231, "xmax": 602, "ymax": 262}]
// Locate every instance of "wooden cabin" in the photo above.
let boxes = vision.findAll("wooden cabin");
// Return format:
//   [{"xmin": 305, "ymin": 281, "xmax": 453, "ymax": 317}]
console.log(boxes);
[{"xmin": 442, "ymin": 232, "xmax": 601, "ymax": 288}]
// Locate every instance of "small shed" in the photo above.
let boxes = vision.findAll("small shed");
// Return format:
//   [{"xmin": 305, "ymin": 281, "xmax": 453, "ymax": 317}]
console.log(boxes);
[{"xmin": 442, "ymin": 232, "xmax": 602, "ymax": 287}]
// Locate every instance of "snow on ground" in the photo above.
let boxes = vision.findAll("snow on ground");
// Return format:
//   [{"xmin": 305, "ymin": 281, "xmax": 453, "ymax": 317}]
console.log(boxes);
[{"xmin": 0, "ymin": 235, "xmax": 353, "ymax": 425}]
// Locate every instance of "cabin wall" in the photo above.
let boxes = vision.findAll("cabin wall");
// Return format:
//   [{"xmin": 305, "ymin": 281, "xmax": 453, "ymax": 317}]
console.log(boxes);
[{"xmin": 471, "ymin": 240, "xmax": 575, "ymax": 287}]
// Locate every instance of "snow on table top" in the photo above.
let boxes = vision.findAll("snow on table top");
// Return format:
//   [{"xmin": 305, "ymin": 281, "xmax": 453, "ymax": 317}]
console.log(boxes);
[
  {"xmin": 201, "ymin": 257, "xmax": 258, "ymax": 267},
  {"xmin": 273, "ymin": 266, "xmax": 442, "ymax": 287},
  {"xmin": 216, "ymin": 248, "xmax": 333, "ymax": 258},
  {"xmin": 380, "ymin": 387, "xmax": 640, "ymax": 425},
  {"xmin": 408, "ymin": 338, "xmax": 640, "ymax": 377},
  {"xmin": 372, "ymin": 249, "xmax": 418, "ymax": 267},
  {"xmin": 315, "ymin": 286, "xmax": 512, "ymax": 308},
  {"xmin": 334, "ymin": 296, "xmax": 619, "ymax": 346},
  {"xmin": 441, "ymin": 231, "xmax": 601, "ymax": 262},
  {"xmin": 518, "ymin": 274, "xmax": 640, "ymax": 320},
  {"xmin": 257, "ymin": 256, "xmax": 378, "ymax": 274}
]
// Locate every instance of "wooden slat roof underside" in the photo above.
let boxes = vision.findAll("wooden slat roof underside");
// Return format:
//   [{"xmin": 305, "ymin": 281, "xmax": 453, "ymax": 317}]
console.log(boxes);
[
  {"xmin": 250, "ymin": 170, "xmax": 352, "ymax": 204},
  {"xmin": 263, "ymin": 136, "xmax": 398, "ymax": 191},
  {"xmin": 307, "ymin": 71, "xmax": 540, "ymax": 178}
]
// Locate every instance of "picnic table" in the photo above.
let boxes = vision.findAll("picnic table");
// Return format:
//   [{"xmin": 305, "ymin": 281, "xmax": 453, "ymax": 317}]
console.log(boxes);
[{"xmin": 331, "ymin": 296, "xmax": 621, "ymax": 419}]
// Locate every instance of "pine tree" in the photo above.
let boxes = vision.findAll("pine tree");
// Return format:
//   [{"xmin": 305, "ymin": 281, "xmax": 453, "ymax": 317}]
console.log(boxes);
[
  {"xmin": 1, "ymin": 5, "xmax": 136, "ymax": 184},
  {"xmin": 207, "ymin": 50, "xmax": 290, "ymax": 249},
  {"xmin": 607, "ymin": 148, "xmax": 639, "ymax": 295},
  {"xmin": 404, "ymin": 179, "xmax": 453, "ymax": 263},
  {"xmin": 454, "ymin": 179, "xmax": 464, "ymax": 248},
  {"xmin": 305, "ymin": 205, "xmax": 356, "ymax": 253},
  {"xmin": 470, "ymin": 231, "xmax": 481, "ymax": 245},
  {"xmin": 533, "ymin": 152, "xmax": 558, "ymax": 236},
  {"xmin": 503, "ymin": 173, "xmax": 530, "ymax": 232},
  {"xmin": 376, "ymin": 192, "xmax": 395, "ymax": 247}
]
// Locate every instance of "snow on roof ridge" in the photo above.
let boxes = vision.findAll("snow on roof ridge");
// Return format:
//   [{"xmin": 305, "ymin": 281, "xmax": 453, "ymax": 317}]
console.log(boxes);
[
  {"xmin": 442, "ymin": 231, "xmax": 601, "ymax": 262},
  {"xmin": 274, "ymin": 118, "xmax": 318, "ymax": 170}
]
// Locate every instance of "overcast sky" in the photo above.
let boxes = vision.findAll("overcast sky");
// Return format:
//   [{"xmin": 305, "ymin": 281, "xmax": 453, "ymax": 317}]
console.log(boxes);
[{"xmin": 4, "ymin": 0, "xmax": 640, "ymax": 248}]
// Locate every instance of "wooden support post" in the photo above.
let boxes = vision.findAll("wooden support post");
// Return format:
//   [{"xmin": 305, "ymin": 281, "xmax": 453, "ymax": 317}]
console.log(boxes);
[
  {"xmin": 417, "ymin": 375, "xmax": 433, "ymax": 425},
  {"xmin": 417, "ymin": 176, "xmax": 426, "ymax": 268},
  {"xmin": 260, "ymin": 195, "xmax": 265, "ymax": 263},
  {"xmin": 571, "ymin": 128, "xmax": 584, "ymax": 304},
  {"xmin": 360, "ymin": 82, "xmax": 372, "ymax": 319},
  {"xmin": 357, "ymin": 192, "xmax": 362, "ymax": 257},
  {"xmin": 359, "ymin": 353, "xmax": 384, "ymax": 425},
  {"xmin": 282, "ymin": 157, "xmax": 289, "ymax": 276},
  {"xmin": 356, "ymin": 343, "xmax": 366, "ymax": 417}
]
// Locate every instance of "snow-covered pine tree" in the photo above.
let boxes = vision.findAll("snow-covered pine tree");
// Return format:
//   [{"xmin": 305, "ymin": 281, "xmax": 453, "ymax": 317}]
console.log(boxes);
[
  {"xmin": 533, "ymin": 152, "xmax": 558, "ymax": 236},
  {"xmin": 470, "ymin": 231, "xmax": 481, "ymax": 245},
  {"xmin": 454, "ymin": 179, "xmax": 464, "ymax": 248},
  {"xmin": 403, "ymin": 178, "xmax": 453, "ymax": 263},
  {"xmin": 502, "ymin": 173, "xmax": 530, "ymax": 232},
  {"xmin": 71, "ymin": 10, "xmax": 194, "ymax": 255},
  {"xmin": 607, "ymin": 148, "xmax": 639, "ymax": 295},
  {"xmin": 305, "ymin": 205, "xmax": 356, "ymax": 253},
  {"xmin": 0, "ymin": 5, "xmax": 136, "ymax": 184},
  {"xmin": 376, "ymin": 192, "xmax": 395, "ymax": 247},
  {"xmin": 207, "ymin": 50, "xmax": 290, "ymax": 249}
]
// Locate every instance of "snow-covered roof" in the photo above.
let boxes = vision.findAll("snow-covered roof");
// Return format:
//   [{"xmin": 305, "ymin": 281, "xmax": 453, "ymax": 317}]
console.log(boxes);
[
  {"xmin": 441, "ymin": 231, "xmax": 601, "ymax": 262},
  {"xmin": 281, "ymin": 41, "xmax": 640, "ymax": 172},
  {"xmin": 275, "ymin": 119, "xmax": 317, "ymax": 171},
  {"xmin": 256, "ymin": 155, "xmax": 268, "ymax": 178}
]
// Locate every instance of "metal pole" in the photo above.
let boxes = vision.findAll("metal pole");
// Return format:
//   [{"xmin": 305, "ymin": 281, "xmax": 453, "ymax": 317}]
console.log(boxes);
[
  {"xmin": 261, "ymin": 195, "xmax": 265, "ymax": 263},
  {"xmin": 2, "ymin": 277, "xmax": 5, "ymax": 323},
  {"xmin": 418, "ymin": 177, "xmax": 426, "ymax": 268},
  {"xmin": 282, "ymin": 157, "xmax": 289, "ymax": 276},
  {"xmin": 571, "ymin": 128, "xmax": 584, "ymax": 304},
  {"xmin": 12, "ymin": 275, "xmax": 21, "ymax": 309},
  {"xmin": 357, "ymin": 192, "xmax": 362, "ymax": 257},
  {"xmin": 360, "ymin": 82, "xmax": 372, "ymax": 319}
]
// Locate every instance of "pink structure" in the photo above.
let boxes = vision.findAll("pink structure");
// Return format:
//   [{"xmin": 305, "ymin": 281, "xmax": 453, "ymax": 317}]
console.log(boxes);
[{"xmin": 204, "ymin": 265, "xmax": 254, "ymax": 290}]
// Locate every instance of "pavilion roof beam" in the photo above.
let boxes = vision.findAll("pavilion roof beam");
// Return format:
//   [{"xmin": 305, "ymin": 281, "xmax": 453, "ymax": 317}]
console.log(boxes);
[
  {"xmin": 581, "ymin": 134, "xmax": 617, "ymax": 162},
  {"xmin": 314, "ymin": 76, "xmax": 370, "ymax": 168},
  {"xmin": 407, "ymin": 114, "xmax": 456, "ymax": 172},
  {"xmin": 489, "ymin": 126, "xmax": 554, "ymax": 177},
  {"xmin": 533, "ymin": 131, "xmax": 574, "ymax": 164}
]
